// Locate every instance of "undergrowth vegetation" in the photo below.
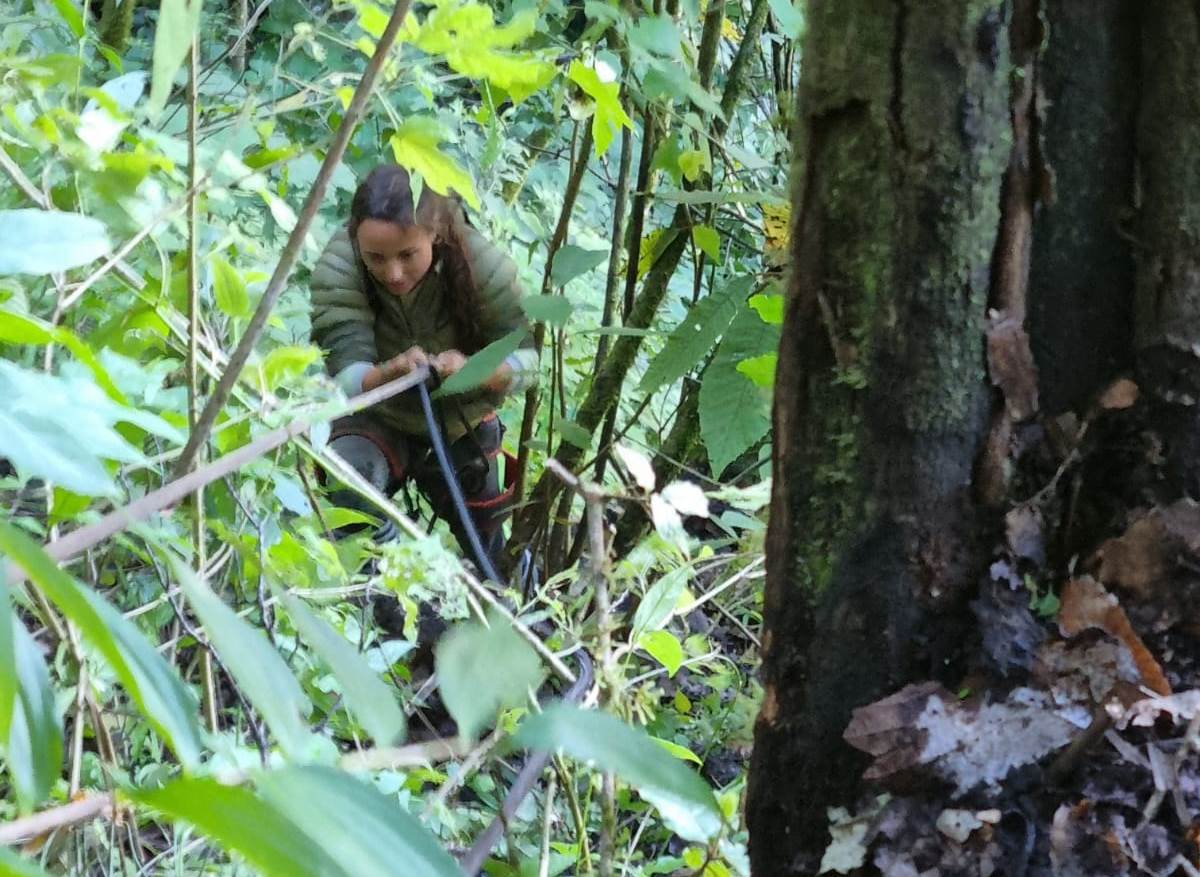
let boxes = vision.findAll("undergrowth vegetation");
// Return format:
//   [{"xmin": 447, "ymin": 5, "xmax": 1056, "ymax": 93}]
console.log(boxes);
[{"xmin": 0, "ymin": 0, "xmax": 797, "ymax": 872}]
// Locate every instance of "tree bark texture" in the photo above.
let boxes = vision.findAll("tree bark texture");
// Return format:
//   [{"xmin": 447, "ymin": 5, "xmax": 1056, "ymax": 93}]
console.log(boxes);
[
  {"xmin": 748, "ymin": 0, "xmax": 1011, "ymax": 869},
  {"xmin": 749, "ymin": 0, "xmax": 1200, "ymax": 870}
]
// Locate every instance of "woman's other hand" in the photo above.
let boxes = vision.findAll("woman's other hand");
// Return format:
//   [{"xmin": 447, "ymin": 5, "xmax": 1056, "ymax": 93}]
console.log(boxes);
[
  {"xmin": 430, "ymin": 349, "xmax": 468, "ymax": 380},
  {"xmin": 362, "ymin": 345, "xmax": 428, "ymax": 391}
]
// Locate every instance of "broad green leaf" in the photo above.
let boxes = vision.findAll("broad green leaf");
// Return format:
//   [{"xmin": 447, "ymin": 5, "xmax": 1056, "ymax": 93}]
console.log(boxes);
[
  {"xmin": 628, "ymin": 14, "xmax": 683, "ymax": 59},
  {"xmin": 556, "ymin": 418, "xmax": 592, "ymax": 450},
  {"xmin": 389, "ymin": 118, "xmax": 480, "ymax": 209},
  {"xmin": 50, "ymin": 0, "xmax": 84, "ymax": 36},
  {"xmin": 0, "ymin": 521, "xmax": 204, "ymax": 768},
  {"xmin": 210, "ymin": 255, "xmax": 250, "ymax": 319},
  {"xmin": 639, "ymin": 630, "xmax": 684, "ymax": 677},
  {"xmin": 172, "ymin": 557, "xmax": 314, "ymax": 759},
  {"xmin": 271, "ymin": 472, "xmax": 312, "ymax": 516},
  {"xmin": 7, "ymin": 622, "xmax": 62, "ymax": 813},
  {"xmin": 256, "ymin": 766, "xmax": 462, "ymax": 877},
  {"xmin": 0, "ymin": 210, "xmax": 110, "ymax": 276},
  {"xmin": 678, "ymin": 149, "xmax": 709, "ymax": 183},
  {"xmin": 0, "ymin": 361, "xmax": 175, "ymax": 496},
  {"xmin": 433, "ymin": 328, "xmax": 525, "ymax": 397},
  {"xmin": 632, "ymin": 567, "xmax": 690, "ymax": 636},
  {"xmin": 636, "ymin": 228, "xmax": 681, "ymax": 281},
  {"xmin": 652, "ymin": 737, "xmax": 703, "ymax": 765},
  {"xmin": 638, "ymin": 277, "xmax": 749, "ymax": 394},
  {"xmin": 768, "ymin": 0, "xmax": 805, "ymax": 39},
  {"xmin": 736, "ymin": 353, "xmax": 777, "ymax": 388},
  {"xmin": 516, "ymin": 704, "xmax": 722, "ymax": 842},
  {"xmin": 277, "ymin": 591, "xmax": 406, "ymax": 745},
  {"xmin": 521, "ymin": 294, "xmax": 574, "ymax": 326},
  {"xmin": 550, "ymin": 245, "xmax": 608, "ymax": 288},
  {"xmin": 259, "ymin": 345, "xmax": 320, "ymax": 391},
  {"xmin": 435, "ymin": 612, "xmax": 543, "ymax": 741},
  {"xmin": 642, "ymin": 61, "xmax": 724, "ymax": 119},
  {"xmin": 748, "ymin": 293, "xmax": 784, "ymax": 324},
  {"xmin": 655, "ymin": 189, "xmax": 787, "ymax": 206},
  {"xmin": 691, "ymin": 225, "xmax": 721, "ymax": 264},
  {"xmin": 567, "ymin": 60, "xmax": 632, "ymax": 157},
  {"xmin": 132, "ymin": 777, "xmax": 343, "ymax": 877},
  {"xmin": 0, "ymin": 307, "xmax": 126, "ymax": 402},
  {"xmin": 148, "ymin": 0, "xmax": 202, "ymax": 118},
  {"xmin": 700, "ymin": 305, "xmax": 780, "ymax": 475},
  {"xmin": 0, "ymin": 846, "xmax": 54, "ymax": 877}
]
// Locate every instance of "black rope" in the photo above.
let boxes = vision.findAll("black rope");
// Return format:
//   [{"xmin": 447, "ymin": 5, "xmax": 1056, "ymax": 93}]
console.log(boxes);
[{"xmin": 414, "ymin": 376, "xmax": 504, "ymax": 584}]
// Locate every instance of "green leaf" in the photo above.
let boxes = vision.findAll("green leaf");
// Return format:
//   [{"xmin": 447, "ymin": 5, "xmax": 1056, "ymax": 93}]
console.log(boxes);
[
  {"xmin": 389, "ymin": 118, "xmax": 480, "ymax": 209},
  {"xmin": 0, "ymin": 307, "xmax": 126, "ymax": 403},
  {"xmin": 0, "ymin": 846, "xmax": 55, "ymax": 877},
  {"xmin": 148, "ymin": 0, "xmax": 202, "ymax": 118},
  {"xmin": 642, "ymin": 61, "xmax": 723, "ymax": 119},
  {"xmin": 259, "ymin": 345, "xmax": 320, "ymax": 391},
  {"xmin": 691, "ymin": 225, "xmax": 721, "ymax": 264},
  {"xmin": 748, "ymin": 293, "xmax": 784, "ymax": 324},
  {"xmin": 521, "ymin": 294, "xmax": 574, "ymax": 327},
  {"xmin": 652, "ymin": 737, "xmax": 703, "ymax": 766},
  {"xmin": 567, "ymin": 60, "xmax": 632, "ymax": 157},
  {"xmin": 628, "ymin": 14, "xmax": 683, "ymax": 58},
  {"xmin": 435, "ymin": 611, "xmax": 543, "ymax": 741},
  {"xmin": 7, "ymin": 622, "xmax": 62, "ymax": 813},
  {"xmin": 256, "ymin": 766, "xmax": 463, "ymax": 877},
  {"xmin": 132, "ymin": 777, "xmax": 343, "ymax": 877},
  {"xmin": 768, "ymin": 0, "xmax": 805, "ymax": 39},
  {"xmin": 678, "ymin": 149, "xmax": 709, "ymax": 183},
  {"xmin": 550, "ymin": 245, "xmax": 608, "ymax": 288},
  {"xmin": 700, "ymin": 305, "xmax": 780, "ymax": 475},
  {"xmin": 736, "ymin": 353, "xmax": 777, "ymax": 388},
  {"xmin": 0, "ymin": 210, "xmax": 110, "ymax": 276},
  {"xmin": 277, "ymin": 591, "xmax": 406, "ymax": 745},
  {"xmin": 639, "ymin": 630, "xmax": 684, "ymax": 677},
  {"xmin": 0, "ymin": 588, "xmax": 13, "ymax": 742},
  {"xmin": 638, "ymin": 277, "xmax": 749, "ymax": 394},
  {"xmin": 433, "ymin": 328, "xmax": 525, "ymax": 397},
  {"xmin": 556, "ymin": 418, "xmax": 592, "ymax": 450},
  {"xmin": 0, "ymin": 521, "xmax": 204, "ymax": 769},
  {"xmin": 654, "ymin": 189, "xmax": 787, "ymax": 206},
  {"xmin": 172, "ymin": 556, "xmax": 314, "ymax": 759},
  {"xmin": 49, "ymin": 0, "xmax": 85, "ymax": 38},
  {"xmin": 516, "ymin": 704, "xmax": 722, "ymax": 842},
  {"xmin": 210, "ymin": 255, "xmax": 250, "ymax": 319},
  {"xmin": 632, "ymin": 567, "xmax": 690, "ymax": 636}
]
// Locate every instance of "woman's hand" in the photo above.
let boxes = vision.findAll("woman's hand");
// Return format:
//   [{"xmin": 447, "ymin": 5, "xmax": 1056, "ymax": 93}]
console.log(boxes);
[
  {"xmin": 430, "ymin": 349, "xmax": 467, "ymax": 380},
  {"xmin": 362, "ymin": 345, "xmax": 428, "ymax": 391}
]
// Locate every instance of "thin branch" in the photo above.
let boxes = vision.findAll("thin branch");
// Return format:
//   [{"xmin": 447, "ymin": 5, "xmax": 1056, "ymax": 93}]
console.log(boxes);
[{"xmin": 172, "ymin": 0, "xmax": 415, "ymax": 478}]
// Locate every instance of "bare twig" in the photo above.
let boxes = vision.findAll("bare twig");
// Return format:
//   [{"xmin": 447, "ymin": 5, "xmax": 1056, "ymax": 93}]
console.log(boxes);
[{"xmin": 0, "ymin": 793, "xmax": 114, "ymax": 845}]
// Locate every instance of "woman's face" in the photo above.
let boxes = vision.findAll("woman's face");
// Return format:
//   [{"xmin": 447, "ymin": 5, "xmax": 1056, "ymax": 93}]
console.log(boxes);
[{"xmin": 355, "ymin": 219, "xmax": 435, "ymax": 297}]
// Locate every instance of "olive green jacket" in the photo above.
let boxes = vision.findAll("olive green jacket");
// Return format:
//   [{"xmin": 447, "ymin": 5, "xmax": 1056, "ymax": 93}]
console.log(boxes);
[{"xmin": 310, "ymin": 225, "xmax": 538, "ymax": 439}]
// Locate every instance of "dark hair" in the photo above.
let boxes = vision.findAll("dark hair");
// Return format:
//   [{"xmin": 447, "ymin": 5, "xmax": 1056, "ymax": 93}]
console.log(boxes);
[{"xmin": 348, "ymin": 165, "xmax": 484, "ymax": 352}]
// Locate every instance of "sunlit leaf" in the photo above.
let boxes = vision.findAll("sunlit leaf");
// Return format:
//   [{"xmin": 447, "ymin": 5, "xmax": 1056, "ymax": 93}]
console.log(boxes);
[
  {"xmin": 277, "ymin": 591, "xmax": 406, "ymax": 745},
  {"xmin": 435, "ymin": 612, "xmax": 543, "ymax": 741},
  {"xmin": 652, "ymin": 736, "xmax": 703, "ymax": 765},
  {"xmin": 210, "ymin": 255, "xmax": 251, "ymax": 319},
  {"xmin": 49, "ymin": 0, "xmax": 84, "ymax": 37},
  {"xmin": 567, "ymin": 60, "xmax": 632, "ymax": 157},
  {"xmin": 639, "ymin": 630, "xmax": 684, "ymax": 677},
  {"xmin": 389, "ymin": 117, "xmax": 480, "ymax": 209},
  {"xmin": 691, "ymin": 225, "xmax": 721, "ymax": 264},
  {"xmin": 0, "ymin": 210, "xmax": 110, "ymax": 276},
  {"xmin": 172, "ymin": 556, "xmax": 315, "ymax": 759},
  {"xmin": 0, "ymin": 307, "xmax": 126, "ymax": 402},
  {"xmin": 0, "ymin": 588, "xmax": 13, "ymax": 743},
  {"xmin": 632, "ymin": 567, "xmax": 690, "ymax": 636},
  {"xmin": 516, "ymin": 704, "xmax": 723, "ymax": 842},
  {"xmin": 748, "ymin": 293, "xmax": 784, "ymax": 324},
  {"xmin": 259, "ymin": 345, "xmax": 320, "ymax": 391},
  {"xmin": 0, "ymin": 522, "xmax": 203, "ymax": 769},
  {"xmin": 768, "ymin": 0, "xmax": 805, "ymax": 39},
  {"xmin": 736, "ymin": 353, "xmax": 777, "ymax": 388}
]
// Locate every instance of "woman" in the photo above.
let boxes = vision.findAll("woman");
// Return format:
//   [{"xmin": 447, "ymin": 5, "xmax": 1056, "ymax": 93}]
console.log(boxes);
[{"xmin": 310, "ymin": 164, "xmax": 537, "ymax": 571}]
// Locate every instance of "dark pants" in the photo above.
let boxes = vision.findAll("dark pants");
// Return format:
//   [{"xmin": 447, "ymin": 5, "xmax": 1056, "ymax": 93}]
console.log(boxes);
[{"xmin": 328, "ymin": 413, "xmax": 514, "ymax": 572}]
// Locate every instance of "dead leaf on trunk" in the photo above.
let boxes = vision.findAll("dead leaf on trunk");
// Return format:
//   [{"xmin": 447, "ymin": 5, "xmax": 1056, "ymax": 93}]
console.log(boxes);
[
  {"xmin": 1058, "ymin": 577, "xmax": 1171, "ymax": 696},
  {"xmin": 1093, "ymin": 499, "xmax": 1200, "ymax": 601},
  {"xmin": 1097, "ymin": 377, "xmax": 1139, "ymax": 410}
]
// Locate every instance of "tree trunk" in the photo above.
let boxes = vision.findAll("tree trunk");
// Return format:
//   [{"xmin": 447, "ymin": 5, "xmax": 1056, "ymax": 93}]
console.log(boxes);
[{"xmin": 749, "ymin": 0, "xmax": 1200, "ymax": 870}]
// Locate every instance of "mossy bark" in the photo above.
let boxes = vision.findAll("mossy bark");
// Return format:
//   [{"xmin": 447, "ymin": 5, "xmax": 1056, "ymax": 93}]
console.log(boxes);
[{"xmin": 747, "ymin": 0, "xmax": 1011, "ymax": 869}]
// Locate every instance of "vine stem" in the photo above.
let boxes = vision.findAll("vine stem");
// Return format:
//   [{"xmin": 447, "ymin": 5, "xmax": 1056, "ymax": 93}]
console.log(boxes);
[
  {"xmin": 186, "ymin": 33, "xmax": 218, "ymax": 736},
  {"xmin": 171, "ymin": 0, "xmax": 414, "ymax": 478}
]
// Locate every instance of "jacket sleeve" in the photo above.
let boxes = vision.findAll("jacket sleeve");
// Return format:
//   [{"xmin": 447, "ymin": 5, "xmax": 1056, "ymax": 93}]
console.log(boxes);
[
  {"xmin": 464, "ymin": 227, "xmax": 539, "ymax": 395},
  {"xmin": 310, "ymin": 228, "xmax": 377, "ymax": 395}
]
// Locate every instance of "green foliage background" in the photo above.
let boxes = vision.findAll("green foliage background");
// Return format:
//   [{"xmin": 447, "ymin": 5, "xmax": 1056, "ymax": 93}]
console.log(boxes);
[{"xmin": 0, "ymin": 0, "xmax": 797, "ymax": 871}]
